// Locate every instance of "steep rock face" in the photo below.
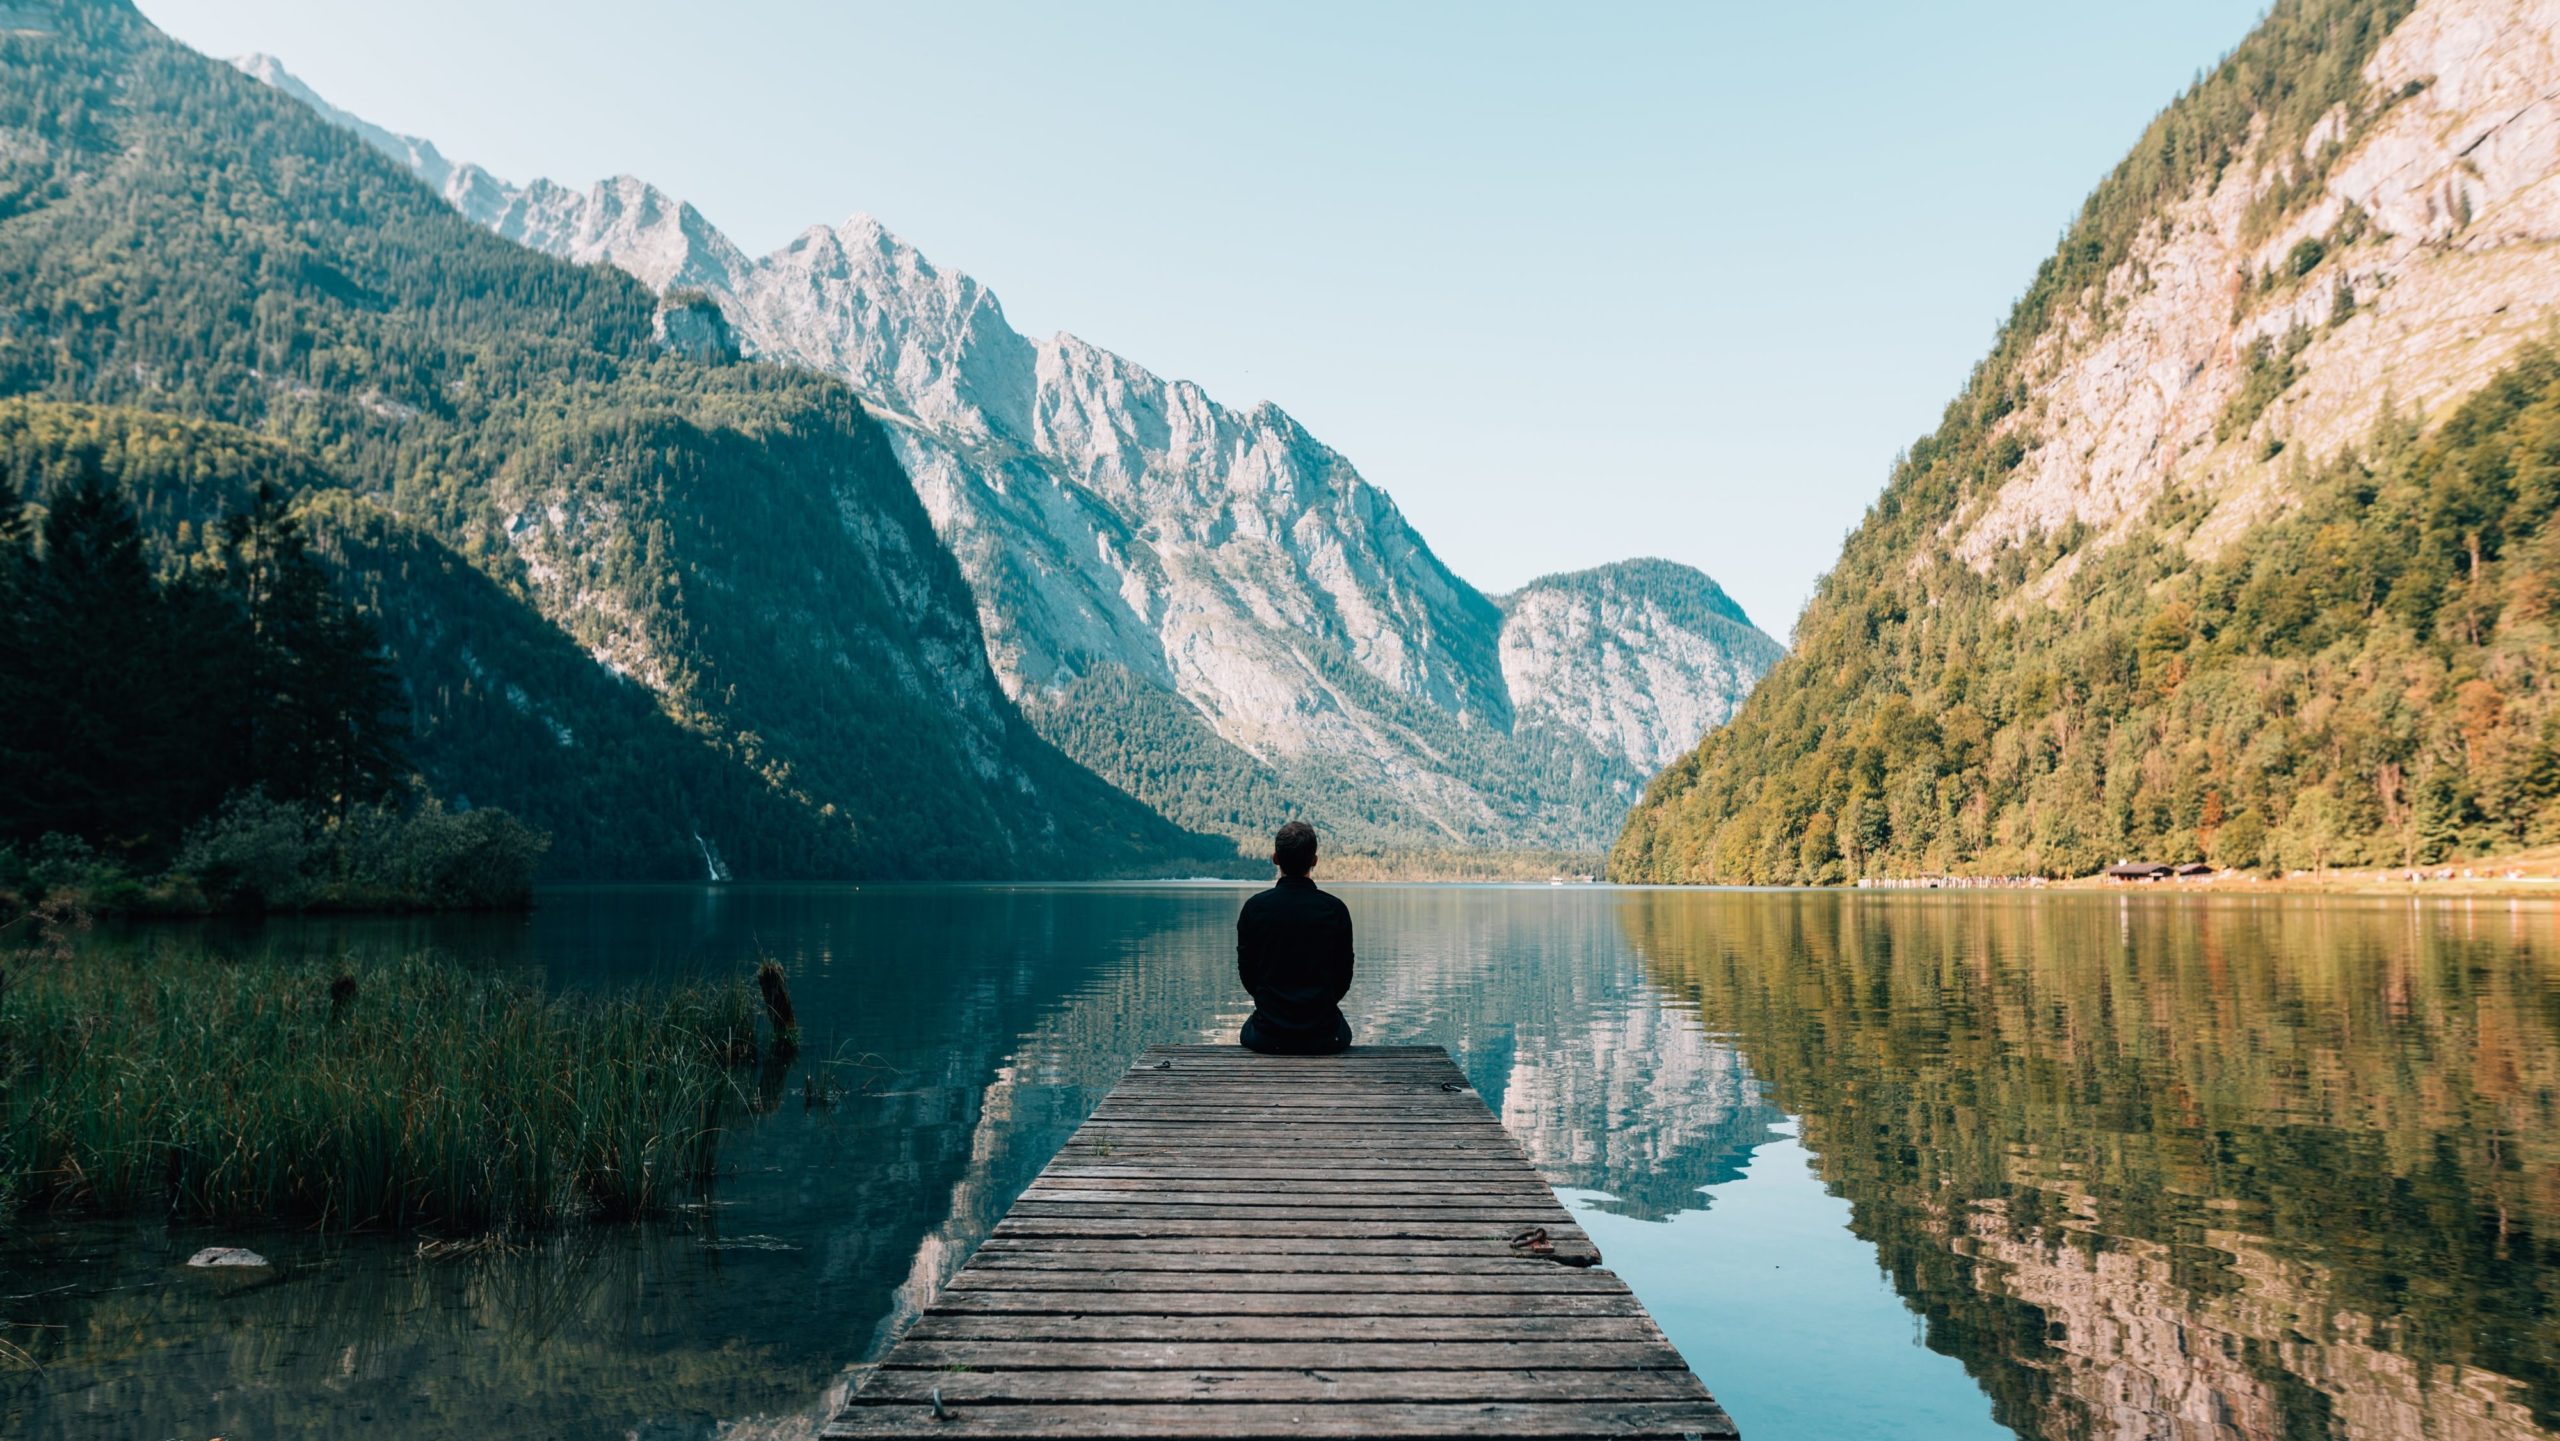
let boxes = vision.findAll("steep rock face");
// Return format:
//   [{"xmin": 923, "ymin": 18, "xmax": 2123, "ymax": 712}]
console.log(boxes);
[
  {"xmin": 651, "ymin": 293, "xmax": 738, "ymax": 362},
  {"xmin": 237, "ymin": 54, "xmax": 1784, "ymax": 850},
  {"xmin": 725, "ymin": 216, "xmax": 1546, "ymax": 843},
  {"xmin": 1499, "ymin": 560, "xmax": 1786, "ymax": 774},
  {"xmin": 1952, "ymin": 0, "xmax": 2560, "ymax": 583}
]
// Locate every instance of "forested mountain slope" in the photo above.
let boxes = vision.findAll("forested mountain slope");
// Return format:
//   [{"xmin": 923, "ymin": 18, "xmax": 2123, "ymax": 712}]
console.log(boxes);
[
  {"xmin": 237, "ymin": 55, "xmax": 1787, "ymax": 854},
  {"xmin": 0, "ymin": 0, "xmax": 1216, "ymax": 879},
  {"xmin": 1616, "ymin": 0, "xmax": 2560, "ymax": 882}
]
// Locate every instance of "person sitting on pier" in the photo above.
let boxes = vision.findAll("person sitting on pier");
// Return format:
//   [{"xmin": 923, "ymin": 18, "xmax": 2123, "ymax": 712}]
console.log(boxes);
[{"xmin": 1235, "ymin": 820, "xmax": 1355, "ymax": 1055}]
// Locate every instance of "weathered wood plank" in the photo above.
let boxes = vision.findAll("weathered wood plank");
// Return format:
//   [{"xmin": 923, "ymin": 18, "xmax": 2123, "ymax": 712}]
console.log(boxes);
[
  {"xmin": 1107, "ymin": 1066, "xmax": 1462, "ymax": 1077},
  {"xmin": 1022, "ymin": 1182, "xmax": 1567, "ymax": 1199},
  {"xmin": 1061, "ymin": 1129, "xmax": 1515, "ymax": 1142},
  {"xmin": 1056, "ymin": 1140, "xmax": 1523, "ymax": 1153},
  {"xmin": 1095, "ymin": 1085, "xmax": 1477, "ymax": 1097},
  {"xmin": 1055, "ymin": 1142, "xmax": 1510, "ymax": 1155},
  {"xmin": 1076, "ymin": 1116, "xmax": 1499, "ymax": 1127},
  {"xmin": 1033, "ymin": 1171, "xmax": 1551, "ymax": 1186},
  {"xmin": 1020, "ymin": 1186, "xmax": 1571, "ymax": 1205},
  {"xmin": 949, "ymin": 1267, "xmax": 1626, "ymax": 1290},
  {"xmin": 1095, "ymin": 1091, "xmax": 1477, "ymax": 1101},
  {"xmin": 1085, "ymin": 1106, "xmax": 1484, "ymax": 1116},
  {"xmin": 1080, "ymin": 1105, "xmax": 1482, "ymax": 1113},
  {"xmin": 1002, "ymin": 1203, "xmax": 1581, "ymax": 1224},
  {"xmin": 927, "ymin": 1290, "xmax": 1648, "ymax": 1317},
  {"xmin": 1029, "ymin": 1170, "xmax": 1550, "ymax": 1184},
  {"xmin": 828, "ymin": 1044, "xmax": 1732, "ymax": 1440},
  {"xmin": 988, "ymin": 1218, "xmax": 1590, "ymax": 1240},
  {"xmin": 855, "ymin": 1367, "xmax": 1714, "ymax": 1405},
  {"xmin": 825, "ymin": 1400, "xmax": 1738, "ymax": 1439},
  {"xmin": 974, "ymin": 1236, "xmax": 1583, "ymax": 1257},
  {"xmin": 1052, "ymin": 1155, "xmax": 1528, "ymax": 1167},
  {"xmin": 903, "ymin": 1312, "xmax": 1669, "ymax": 1344},
  {"xmin": 1128, "ymin": 1050, "xmax": 1447, "ymax": 1059},
  {"xmin": 1147, "ymin": 1044, "xmax": 1451, "ymax": 1052},
  {"xmin": 874, "ymin": 1339, "xmax": 1690, "ymax": 1371}
]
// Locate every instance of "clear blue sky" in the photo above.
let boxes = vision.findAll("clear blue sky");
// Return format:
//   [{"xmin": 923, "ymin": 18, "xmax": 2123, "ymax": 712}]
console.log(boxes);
[{"xmin": 141, "ymin": 0, "xmax": 2263, "ymax": 639}]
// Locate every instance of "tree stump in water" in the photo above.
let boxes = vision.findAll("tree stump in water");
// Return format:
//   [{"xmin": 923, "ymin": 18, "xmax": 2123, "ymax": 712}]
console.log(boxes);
[{"xmin": 757, "ymin": 958, "xmax": 799, "ymax": 1057}]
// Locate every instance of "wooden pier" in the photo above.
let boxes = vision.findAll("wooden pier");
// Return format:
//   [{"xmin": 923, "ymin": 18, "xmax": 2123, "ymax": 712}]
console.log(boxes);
[{"xmin": 824, "ymin": 1044, "xmax": 1737, "ymax": 1440}]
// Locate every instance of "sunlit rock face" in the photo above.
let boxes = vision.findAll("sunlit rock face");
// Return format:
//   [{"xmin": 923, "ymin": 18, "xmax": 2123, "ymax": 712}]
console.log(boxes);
[
  {"xmin": 651, "ymin": 296, "xmax": 738, "ymax": 363},
  {"xmin": 1498, "ymin": 560, "xmax": 1786, "ymax": 775},
  {"xmin": 1945, "ymin": 0, "xmax": 2560, "ymax": 590},
  {"xmin": 238, "ymin": 54, "xmax": 1784, "ymax": 850}
]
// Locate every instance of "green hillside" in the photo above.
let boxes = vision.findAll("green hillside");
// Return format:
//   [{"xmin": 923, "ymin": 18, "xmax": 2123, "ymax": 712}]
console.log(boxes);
[
  {"xmin": 0, "ymin": 2, "xmax": 1216, "ymax": 879},
  {"xmin": 1609, "ymin": 0, "xmax": 2560, "ymax": 882}
]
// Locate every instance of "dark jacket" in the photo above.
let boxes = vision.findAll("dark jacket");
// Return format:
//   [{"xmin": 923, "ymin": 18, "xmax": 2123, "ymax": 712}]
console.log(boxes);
[{"xmin": 1236, "ymin": 876, "xmax": 1354, "ymax": 1050}]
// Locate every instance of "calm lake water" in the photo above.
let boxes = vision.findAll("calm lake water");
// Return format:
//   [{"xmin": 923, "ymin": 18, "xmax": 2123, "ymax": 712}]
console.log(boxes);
[{"xmin": 5, "ymin": 884, "xmax": 2557, "ymax": 1440}]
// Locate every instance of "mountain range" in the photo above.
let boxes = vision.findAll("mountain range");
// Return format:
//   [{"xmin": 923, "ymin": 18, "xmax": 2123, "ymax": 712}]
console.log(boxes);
[
  {"xmin": 233, "ymin": 51, "xmax": 1784, "ymax": 857},
  {"xmin": 1616, "ymin": 0, "xmax": 2560, "ymax": 881},
  {"xmin": 1, "ymin": 0, "xmax": 1222, "ymax": 879}
]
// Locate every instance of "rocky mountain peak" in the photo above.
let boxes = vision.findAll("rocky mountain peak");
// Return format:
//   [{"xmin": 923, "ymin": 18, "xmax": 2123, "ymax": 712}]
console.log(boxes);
[
  {"xmin": 244, "ymin": 56, "xmax": 1786, "ymax": 853},
  {"xmin": 1948, "ymin": 0, "xmax": 2560, "ymax": 589},
  {"xmin": 230, "ymin": 53, "xmax": 452, "ymax": 185},
  {"xmin": 1500, "ymin": 560, "xmax": 1784, "ymax": 774}
]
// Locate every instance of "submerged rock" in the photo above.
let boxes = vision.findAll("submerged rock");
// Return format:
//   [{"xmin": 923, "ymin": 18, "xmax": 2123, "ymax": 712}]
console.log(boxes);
[{"xmin": 186, "ymin": 1246, "xmax": 268, "ymax": 1268}]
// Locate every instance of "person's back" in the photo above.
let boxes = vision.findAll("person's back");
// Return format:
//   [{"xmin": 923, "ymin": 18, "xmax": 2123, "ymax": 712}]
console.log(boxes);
[{"xmin": 1236, "ymin": 820, "xmax": 1354, "ymax": 1054}]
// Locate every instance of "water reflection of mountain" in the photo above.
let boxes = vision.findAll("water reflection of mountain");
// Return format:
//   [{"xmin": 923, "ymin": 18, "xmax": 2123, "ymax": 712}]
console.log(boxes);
[
  {"xmin": 1481, "ymin": 992, "xmax": 1772, "ymax": 1219},
  {"xmin": 874, "ymin": 881, "xmax": 1789, "ymax": 1330},
  {"xmin": 1619, "ymin": 890, "xmax": 2560, "ymax": 1441},
  {"xmin": 1342, "ymin": 886, "xmax": 1785, "ymax": 1219}
]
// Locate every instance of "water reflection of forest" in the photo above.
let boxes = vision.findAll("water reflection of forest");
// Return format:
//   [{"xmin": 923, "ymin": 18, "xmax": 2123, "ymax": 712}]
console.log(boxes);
[{"xmin": 1619, "ymin": 891, "xmax": 2560, "ymax": 1441}]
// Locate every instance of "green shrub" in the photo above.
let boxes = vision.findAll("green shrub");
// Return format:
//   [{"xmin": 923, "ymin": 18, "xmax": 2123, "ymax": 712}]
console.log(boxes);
[
  {"xmin": 172, "ymin": 791, "xmax": 548, "ymax": 912},
  {"xmin": 328, "ymin": 800, "xmax": 550, "ymax": 909},
  {"xmin": 175, "ymin": 791, "xmax": 318, "ymax": 909},
  {"xmin": 2210, "ymin": 810, "xmax": 2268, "ymax": 871}
]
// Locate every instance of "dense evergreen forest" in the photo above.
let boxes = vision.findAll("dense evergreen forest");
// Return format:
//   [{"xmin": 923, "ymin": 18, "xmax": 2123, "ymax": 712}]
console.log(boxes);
[
  {"xmin": 1622, "ymin": 349, "xmax": 2560, "ymax": 881},
  {"xmin": 0, "ymin": 428, "xmax": 548, "ymax": 909},
  {"xmin": 1609, "ymin": 0, "xmax": 2560, "ymax": 882},
  {"xmin": 0, "ymin": 2, "xmax": 1219, "ymax": 880},
  {"xmin": 1622, "ymin": 897, "xmax": 2560, "ymax": 1433},
  {"xmin": 1030, "ymin": 647, "xmax": 1650, "ymax": 859}
]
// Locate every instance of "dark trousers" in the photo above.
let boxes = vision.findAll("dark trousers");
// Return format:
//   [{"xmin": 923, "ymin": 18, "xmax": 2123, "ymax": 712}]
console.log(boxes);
[{"xmin": 1238, "ymin": 1012, "xmax": 1352, "ymax": 1055}]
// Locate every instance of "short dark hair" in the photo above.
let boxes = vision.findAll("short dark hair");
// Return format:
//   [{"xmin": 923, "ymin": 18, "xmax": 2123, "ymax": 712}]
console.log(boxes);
[{"xmin": 1272, "ymin": 820, "xmax": 1318, "ymax": 876}]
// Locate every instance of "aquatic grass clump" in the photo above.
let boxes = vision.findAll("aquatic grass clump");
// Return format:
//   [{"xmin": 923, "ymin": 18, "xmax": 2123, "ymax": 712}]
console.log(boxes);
[{"xmin": 0, "ymin": 950, "xmax": 758, "ymax": 1230}]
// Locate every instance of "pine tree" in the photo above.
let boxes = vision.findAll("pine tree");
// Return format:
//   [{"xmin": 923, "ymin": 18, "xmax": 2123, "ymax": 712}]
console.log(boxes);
[
  {"xmin": 217, "ymin": 484, "xmax": 408, "ymax": 816},
  {"xmin": 0, "ymin": 493, "xmax": 35, "ymax": 835},
  {"xmin": 14, "ymin": 462, "xmax": 177, "ymax": 850}
]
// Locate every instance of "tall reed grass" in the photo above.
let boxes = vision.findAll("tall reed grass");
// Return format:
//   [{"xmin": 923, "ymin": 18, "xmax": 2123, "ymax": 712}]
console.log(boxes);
[{"xmin": 0, "ymin": 950, "xmax": 757, "ymax": 1230}]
